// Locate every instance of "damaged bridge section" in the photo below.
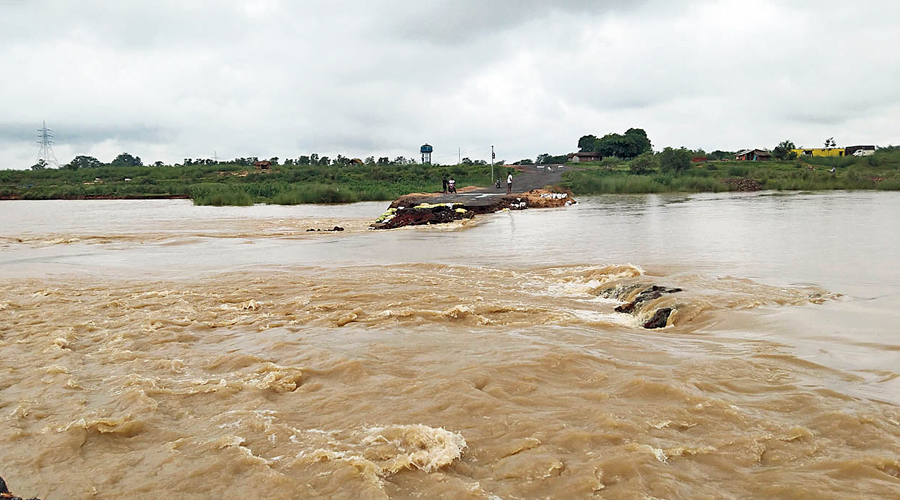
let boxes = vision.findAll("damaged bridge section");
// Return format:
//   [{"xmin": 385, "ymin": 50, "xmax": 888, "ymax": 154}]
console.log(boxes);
[{"xmin": 371, "ymin": 189, "xmax": 575, "ymax": 230}]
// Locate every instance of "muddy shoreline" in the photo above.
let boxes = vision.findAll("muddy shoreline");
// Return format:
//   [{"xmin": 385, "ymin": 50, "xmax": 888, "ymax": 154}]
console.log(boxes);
[{"xmin": 0, "ymin": 194, "xmax": 190, "ymax": 201}]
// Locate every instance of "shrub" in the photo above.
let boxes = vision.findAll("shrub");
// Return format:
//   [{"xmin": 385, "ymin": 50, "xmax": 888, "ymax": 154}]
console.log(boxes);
[
  {"xmin": 658, "ymin": 147, "xmax": 691, "ymax": 173},
  {"xmin": 629, "ymin": 153, "xmax": 657, "ymax": 174},
  {"xmin": 600, "ymin": 157, "xmax": 621, "ymax": 169}
]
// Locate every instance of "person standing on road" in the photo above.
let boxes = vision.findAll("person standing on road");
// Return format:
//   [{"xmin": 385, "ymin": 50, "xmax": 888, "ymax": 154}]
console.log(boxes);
[
  {"xmin": 506, "ymin": 171, "xmax": 513, "ymax": 194},
  {"xmin": 442, "ymin": 174, "xmax": 448, "ymax": 193}
]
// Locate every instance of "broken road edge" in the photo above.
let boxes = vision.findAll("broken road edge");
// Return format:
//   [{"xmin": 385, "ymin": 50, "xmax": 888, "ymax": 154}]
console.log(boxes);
[{"xmin": 370, "ymin": 188, "xmax": 576, "ymax": 230}]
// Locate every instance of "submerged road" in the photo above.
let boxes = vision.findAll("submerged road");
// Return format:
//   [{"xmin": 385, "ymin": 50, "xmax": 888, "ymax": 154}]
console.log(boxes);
[{"xmin": 403, "ymin": 164, "xmax": 568, "ymax": 208}]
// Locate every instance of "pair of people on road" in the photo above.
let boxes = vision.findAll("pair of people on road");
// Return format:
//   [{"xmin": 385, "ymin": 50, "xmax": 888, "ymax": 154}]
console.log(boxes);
[{"xmin": 442, "ymin": 175, "xmax": 457, "ymax": 193}]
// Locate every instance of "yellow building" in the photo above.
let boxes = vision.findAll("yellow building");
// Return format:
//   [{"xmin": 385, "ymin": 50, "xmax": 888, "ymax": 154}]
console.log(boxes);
[{"xmin": 792, "ymin": 147, "xmax": 846, "ymax": 158}]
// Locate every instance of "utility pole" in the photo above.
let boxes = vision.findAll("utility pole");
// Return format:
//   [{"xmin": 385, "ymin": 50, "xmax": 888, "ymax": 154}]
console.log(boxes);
[
  {"xmin": 458, "ymin": 147, "xmax": 460, "ymax": 165},
  {"xmin": 491, "ymin": 145, "xmax": 495, "ymax": 184}
]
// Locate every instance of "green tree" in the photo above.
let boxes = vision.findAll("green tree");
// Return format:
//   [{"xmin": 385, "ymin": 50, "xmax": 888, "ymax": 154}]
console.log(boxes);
[
  {"xmin": 66, "ymin": 155, "xmax": 103, "ymax": 170},
  {"xmin": 111, "ymin": 152, "xmax": 142, "ymax": 167},
  {"xmin": 590, "ymin": 128, "xmax": 653, "ymax": 159},
  {"xmin": 773, "ymin": 140, "xmax": 798, "ymax": 160},
  {"xmin": 658, "ymin": 147, "xmax": 692, "ymax": 173},
  {"xmin": 310, "ymin": 153, "xmax": 319, "ymax": 165},
  {"xmin": 364, "ymin": 156, "xmax": 375, "ymax": 166},
  {"xmin": 629, "ymin": 153, "xmax": 657, "ymax": 174},
  {"xmin": 594, "ymin": 133, "xmax": 625, "ymax": 157},
  {"xmin": 578, "ymin": 134, "xmax": 598, "ymax": 152},
  {"xmin": 624, "ymin": 128, "xmax": 653, "ymax": 157},
  {"xmin": 376, "ymin": 157, "xmax": 390, "ymax": 166},
  {"xmin": 31, "ymin": 159, "xmax": 48, "ymax": 170}
]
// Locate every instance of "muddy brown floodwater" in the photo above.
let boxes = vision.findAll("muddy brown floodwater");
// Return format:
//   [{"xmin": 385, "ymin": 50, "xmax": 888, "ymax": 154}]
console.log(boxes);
[{"xmin": 1, "ymin": 193, "xmax": 899, "ymax": 499}]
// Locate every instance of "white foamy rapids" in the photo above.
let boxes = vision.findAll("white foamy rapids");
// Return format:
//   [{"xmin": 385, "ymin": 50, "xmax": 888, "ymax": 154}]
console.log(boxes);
[
  {"xmin": 526, "ymin": 264, "xmax": 646, "ymax": 299},
  {"xmin": 294, "ymin": 424, "xmax": 467, "ymax": 484},
  {"xmin": 569, "ymin": 309, "xmax": 643, "ymax": 328}
]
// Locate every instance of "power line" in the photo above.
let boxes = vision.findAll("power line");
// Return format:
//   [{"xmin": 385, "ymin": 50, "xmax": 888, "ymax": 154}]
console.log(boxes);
[{"xmin": 433, "ymin": 147, "xmax": 492, "ymax": 160}]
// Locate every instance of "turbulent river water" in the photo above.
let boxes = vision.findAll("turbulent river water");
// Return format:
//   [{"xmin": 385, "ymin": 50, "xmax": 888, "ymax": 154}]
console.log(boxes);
[{"xmin": 1, "ymin": 192, "xmax": 899, "ymax": 499}]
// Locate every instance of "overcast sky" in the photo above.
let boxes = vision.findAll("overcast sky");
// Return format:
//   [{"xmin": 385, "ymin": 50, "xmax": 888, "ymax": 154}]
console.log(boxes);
[{"xmin": 1, "ymin": 0, "xmax": 898, "ymax": 168}]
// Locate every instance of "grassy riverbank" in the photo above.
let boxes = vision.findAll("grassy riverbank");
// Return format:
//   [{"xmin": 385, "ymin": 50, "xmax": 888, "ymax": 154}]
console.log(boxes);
[
  {"xmin": 562, "ymin": 150, "xmax": 900, "ymax": 194},
  {"xmin": 0, "ymin": 163, "xmax": 495, "ymax": 205},
  {"xmin": 3, "ymin": 150, "xmax": 899, "ymax": 205}
]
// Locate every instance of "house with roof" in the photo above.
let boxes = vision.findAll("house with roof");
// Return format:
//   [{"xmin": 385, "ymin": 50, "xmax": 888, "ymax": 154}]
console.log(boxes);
[
  {"xmin": 566, "ymin": 151, "xmax": 603, "ymax": 163},
  {"xmin": 735, "ymin": 149, "xmax": 771, "ymax": 162}
]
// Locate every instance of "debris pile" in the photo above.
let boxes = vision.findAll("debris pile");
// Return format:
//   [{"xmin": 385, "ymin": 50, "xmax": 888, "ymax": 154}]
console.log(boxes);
[
  {"xmin": 371, "ymin": 203, "xmax": 474, "ymax": 230},
  {"xmin": 723, "ymin": 178, "xmax": 762, "ymax": 192}
]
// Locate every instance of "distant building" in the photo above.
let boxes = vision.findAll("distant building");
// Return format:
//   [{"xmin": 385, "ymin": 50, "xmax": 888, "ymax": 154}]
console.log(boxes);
[
  {"xmin": 845, "ymin": 145, "xmax": 876, "ymax": 157},
  {"xmin": 735, "ymin": 149, "xmax": 771, "ymax": 161},
  {"xmin": 791, "ymin": 148, "xmax": 845, "ymax": 158},
  {"xmin": 566, "ymin": 152, "xmax": 603, "ymax": 163},
  {"xmin": 349, "ymin": 158, "xmax": 364, "ymax": 165},
  {"xmin": 691, "ymin": 156, "xmax": 708, "ymax": 163},
  {"xmin": 253, "ymin": 160, "xmax": 272, "ymax": 170}
]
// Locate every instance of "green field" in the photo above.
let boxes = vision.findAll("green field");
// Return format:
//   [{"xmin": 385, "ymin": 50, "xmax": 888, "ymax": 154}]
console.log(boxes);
[
  {"xmin": 562, "ymin": 150, "xmax": 900, "ymax": 195},
  {"xmin": 0, "ymin": 163, "xmax": 496, "ymax": 206},
  {"xmin": 2, "ymin": 150, "xmax": 899, "ymax": 206}
]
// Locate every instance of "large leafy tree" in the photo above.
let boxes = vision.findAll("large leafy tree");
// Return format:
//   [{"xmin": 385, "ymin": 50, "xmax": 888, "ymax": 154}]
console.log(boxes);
[
  {"xmin": 65, "ymin": 155, "xmax": 103, "ymax": 170},
  {"xmin": 624, "ymin": 128, "xmax": 652, "ymax": 156},
  {"xmin": 579, "ymin": 129, "xmax": 653, "ymax": 159},
  {"xmin": 111, "ymin": 152, "xmax": 143, "ymax": 167},
  {"xmin": 578, "ymin": 134, "xmax": 598, "ymax": 152}
]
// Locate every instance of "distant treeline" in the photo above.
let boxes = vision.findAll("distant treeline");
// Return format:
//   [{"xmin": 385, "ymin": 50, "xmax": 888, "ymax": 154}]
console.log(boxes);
[{"xmin": 31, "ymin": 152, "xmax": 444, "ymax": 171}]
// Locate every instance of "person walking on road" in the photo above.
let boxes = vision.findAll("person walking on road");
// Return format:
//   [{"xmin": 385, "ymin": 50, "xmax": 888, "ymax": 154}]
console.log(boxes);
[{"xmin": 506, "ymin": 171, "xmax": 513, "ymax": 194}]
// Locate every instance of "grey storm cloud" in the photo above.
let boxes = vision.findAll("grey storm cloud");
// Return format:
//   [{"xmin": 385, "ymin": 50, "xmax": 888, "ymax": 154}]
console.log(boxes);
[{"xmin": 1, "ymin": 0, "xmax": 898, "ymax": 169}]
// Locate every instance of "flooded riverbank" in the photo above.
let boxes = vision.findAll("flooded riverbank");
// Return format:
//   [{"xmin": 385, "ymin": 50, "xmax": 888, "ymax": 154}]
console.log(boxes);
[{"xmin": 2, "ymin": 193, "xmax": 899, "ymax": 499}]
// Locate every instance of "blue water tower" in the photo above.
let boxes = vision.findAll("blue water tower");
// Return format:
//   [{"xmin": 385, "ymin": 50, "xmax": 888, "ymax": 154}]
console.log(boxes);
[{"xmin": 420, "ymin": 143, "xmax": 433, "ymax": 164}]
